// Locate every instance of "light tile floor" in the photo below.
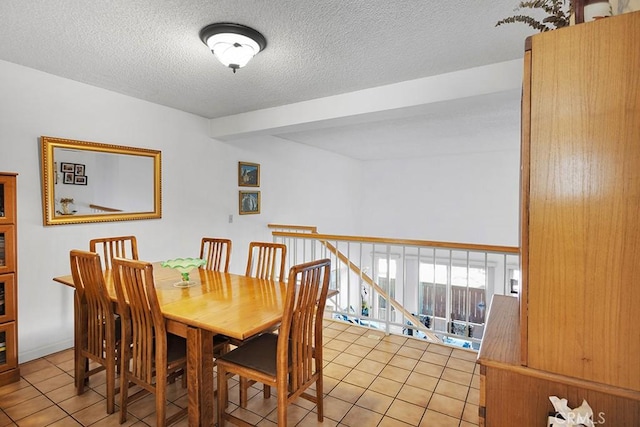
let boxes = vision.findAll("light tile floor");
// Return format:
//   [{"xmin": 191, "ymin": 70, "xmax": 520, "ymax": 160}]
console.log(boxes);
[{"xmin": 0, "ymin": 320, "xmax": 480, "ymax": 426}]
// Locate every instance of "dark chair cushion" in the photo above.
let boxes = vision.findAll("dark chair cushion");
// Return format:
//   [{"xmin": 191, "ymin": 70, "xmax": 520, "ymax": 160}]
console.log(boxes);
[
  {"xmin": 114, "ymin": 314, "xmax": 122, "ymax": 341},
  {"xmin": 166, "ymin": 333, "xmax": 187, "ymax": 362},
  {"xmin": 214, "ymin": 334, "xmax": 229, "ymax": 347},
  {"xmin": 213, "ymin": 334, "xmax": 229, "ymax": 357},
  {"xmin": 217, "ymin": 333, "xmax": 278, "ymax": 377}
]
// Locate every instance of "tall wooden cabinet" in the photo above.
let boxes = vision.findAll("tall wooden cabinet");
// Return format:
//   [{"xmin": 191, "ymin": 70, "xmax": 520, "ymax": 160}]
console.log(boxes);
[
  {"xmin": 0, "ymin": 172, "xmax": 19, "ymax": 386},
  {"xmin": 478, "ymin": 11, "xmax": 640, "ymax": 426}
]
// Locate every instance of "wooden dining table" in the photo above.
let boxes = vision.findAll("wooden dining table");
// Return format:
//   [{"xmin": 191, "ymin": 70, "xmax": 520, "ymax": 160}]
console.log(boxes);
[{"xmin": 53, "ymin": 262, "xmax": 289, "ymax": 427}]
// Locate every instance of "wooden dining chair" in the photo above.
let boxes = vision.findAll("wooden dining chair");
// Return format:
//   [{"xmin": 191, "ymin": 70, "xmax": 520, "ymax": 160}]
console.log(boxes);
[
  {"xmin": 112, "ymin": 257, "xmax": 188, "ymax": 427},
  {"xmin": 69, "ymin": 250, "xmax": 120, "ymax": 414},
  {"xmin": 245, "ymin": 241, "xmax": 287, "ymax": 281},
  {"xmin": 197, "ymin": 237, "xmax": 234, "ymax": 357},
  {"xmin": 217, "ymin": 258, "xmax": 331, "ymax": 427},
  {"xmin": 199, "ymin": 237, "xmax": 232, "ymax": 272},
  {"xmin": 89, "ymin": 235, "xmax": 139, "ymax": 270},
  {"xmin": 234, "ymin": 241, "xmax": 288, "ymax": 405}
]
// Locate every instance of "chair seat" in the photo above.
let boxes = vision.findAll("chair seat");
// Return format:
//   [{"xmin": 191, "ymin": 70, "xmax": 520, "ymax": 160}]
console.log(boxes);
[
  {"xmin": 113, "ymin": 314, "xmax": 122, "ymax": 341},
  {"xmin": 166, "ymin": 333, "xmax": 187, "ymax": 362},
  {"xmin": 225, "ymin": 328, "xmax": 276, "ymax": 348},
  {"xmin": 165, "ymin": 333, "xmax": 227, "ymax": 360},
  {"xmin": 217, "ymin": 333, "xmax": 278, "ymax": 377},
  {"xmin": 213, "ymin": 334, "xmax": 230, "ymax": 357}
]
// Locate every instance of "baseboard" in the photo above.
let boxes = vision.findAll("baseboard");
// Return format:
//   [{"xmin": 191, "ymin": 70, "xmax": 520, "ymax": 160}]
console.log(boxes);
[{"xmin": 19, "ymin": 338, "xmax": 74, "ymax": 363}]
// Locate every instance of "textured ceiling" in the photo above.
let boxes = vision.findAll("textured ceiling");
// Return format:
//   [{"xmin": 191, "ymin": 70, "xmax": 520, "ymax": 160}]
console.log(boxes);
[{"xmin": 0, "ymin": 0, "xmax": 538, "ymax": 159}]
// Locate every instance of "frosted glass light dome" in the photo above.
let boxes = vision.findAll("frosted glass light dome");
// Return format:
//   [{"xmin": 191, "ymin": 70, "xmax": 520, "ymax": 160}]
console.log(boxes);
[{"xmin": 200, "ymin": 23, "xmax": 267, "ymax": 73}]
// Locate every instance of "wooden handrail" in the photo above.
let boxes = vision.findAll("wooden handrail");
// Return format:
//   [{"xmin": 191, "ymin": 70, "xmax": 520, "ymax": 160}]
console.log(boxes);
[
  {"xmin": 268, "ymin": 224, "xmax": 318, "ymax": 233},
  {"xmin": 272, "ymin": 230, "xmax": 519, "ymax": 254},
  {"xmin": 89, "ymin": 204, "xmax": 123, "ymax": 212}
]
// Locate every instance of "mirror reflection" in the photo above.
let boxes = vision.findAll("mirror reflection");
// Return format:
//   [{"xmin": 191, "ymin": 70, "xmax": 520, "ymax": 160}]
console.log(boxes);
[{"xmin": 41, "ymin": 136, "xmax": 162, "ymax": 226}]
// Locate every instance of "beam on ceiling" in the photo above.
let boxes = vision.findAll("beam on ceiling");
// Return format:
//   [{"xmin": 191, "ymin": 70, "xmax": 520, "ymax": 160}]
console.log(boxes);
[{"xmin": 207, "ymin": 59, "xmax": 523, "ymax": 141}]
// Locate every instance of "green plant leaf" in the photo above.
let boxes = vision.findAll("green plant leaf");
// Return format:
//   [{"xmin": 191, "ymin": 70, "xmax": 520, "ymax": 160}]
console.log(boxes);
[{"xmin": 496, "ymin": 0, "xmax": 571, "ymax": 32}]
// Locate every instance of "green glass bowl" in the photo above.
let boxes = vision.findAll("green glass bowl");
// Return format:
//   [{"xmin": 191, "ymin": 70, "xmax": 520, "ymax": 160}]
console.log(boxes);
[{"xmin": 161, "ymin": 257, "xmax": 206, "ymax": 286}]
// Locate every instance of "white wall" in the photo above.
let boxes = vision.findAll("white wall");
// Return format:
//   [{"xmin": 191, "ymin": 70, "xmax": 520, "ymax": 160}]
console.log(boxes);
[
  {"xmin": 0, "ymin": 59, "xmax": 363, "ymax": 362},
  {"xmin": 0, "ymin": 58, "xmax": 519, "ymax": 363},
  {"xmin": 359, "ymin": 149, "xmax": 520, "ymax": 246}
]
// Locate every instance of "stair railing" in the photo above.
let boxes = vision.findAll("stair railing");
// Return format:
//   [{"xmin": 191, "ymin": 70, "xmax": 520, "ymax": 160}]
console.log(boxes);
[{"xmin": 268, "ymin": 224, "xmax": 520, "ymax": 349}]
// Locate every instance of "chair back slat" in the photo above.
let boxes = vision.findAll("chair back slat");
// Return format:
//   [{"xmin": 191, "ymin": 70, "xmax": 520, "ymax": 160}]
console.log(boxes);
[
  {"xmin": 90, "ymin": 235, "xmax": 139, "ymax": 270},
  {"xmin": 216, "ymin": 257, "xmax": 331, "ymax": 426},
  {"xmin": 112, "ymin": 257, "xmax": 164, "ymax": 384},
  {"xmin": 70, "ymin": 249, "xmax": 120, "ymax": 414},
  {"xmin": 278, "ymin": 258, "xmax": 331, "ymax": 392},
  {"xmin": 200, "ymin": 238, "xmax": 232, "ymax": 272},
  {"xmin": 70, "ymin": 250, "xmax": 114, "ymax": 364},
  {"xmin": 245, "ymin": 242, "xmax": 287, "ymax": 281},
  {"xmin": 112, "ymin": 257, "xmax": 187, "ymax": 426}
]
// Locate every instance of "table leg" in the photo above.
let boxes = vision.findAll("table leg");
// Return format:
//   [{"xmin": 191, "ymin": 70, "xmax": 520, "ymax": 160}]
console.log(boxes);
[
  {"xmin": 187, "ymin": 326, "xmax": 214, "ymax": 427},
  {"xmin": 73, "ymin": 291, "xmax": 85, "ymax": 390}
]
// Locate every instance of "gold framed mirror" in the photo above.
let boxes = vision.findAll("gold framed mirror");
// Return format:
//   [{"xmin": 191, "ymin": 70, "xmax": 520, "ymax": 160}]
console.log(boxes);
[{"xmin": 41, "ymin": 136, "xmax": 162, "ymax": 226}]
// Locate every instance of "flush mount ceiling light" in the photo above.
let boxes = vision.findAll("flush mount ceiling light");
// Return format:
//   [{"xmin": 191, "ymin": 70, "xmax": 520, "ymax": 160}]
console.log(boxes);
[{"xmin": 199, "ymin": 23, "xmax": 267, "ymax": 73}]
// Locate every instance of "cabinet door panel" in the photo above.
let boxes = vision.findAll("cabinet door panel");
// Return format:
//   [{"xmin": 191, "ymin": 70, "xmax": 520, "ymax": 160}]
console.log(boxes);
[
  {"xmin": 0, "ymin": 321, "xmax": 17, "ymax": 373},
  {"xmin": 0, "ymin": 225, "xmax": 15, "ymax": 274},
  {"xmin": 526, "ymin": 13, "xmax": 640, "ymax": 391},
  {"xmin": 0, "ymin": 273, "xmax": 15, "ymax": 323},
  {"xmin": 0, "ymin": 176, "xmax": 16, "ymax": 225}
]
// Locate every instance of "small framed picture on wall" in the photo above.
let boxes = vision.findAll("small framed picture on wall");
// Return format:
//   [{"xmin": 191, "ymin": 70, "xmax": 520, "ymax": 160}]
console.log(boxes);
[
  {"xmin": 61, "ymin": 162, "xmax": 75, "ymax": 173},
  {"xmin": 239, "ymin": 191, "xmax": 260, "ymax": 215},
  {"xmin": 238, "ymin": 162, "xmax": 260, "ymax": 187}
]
